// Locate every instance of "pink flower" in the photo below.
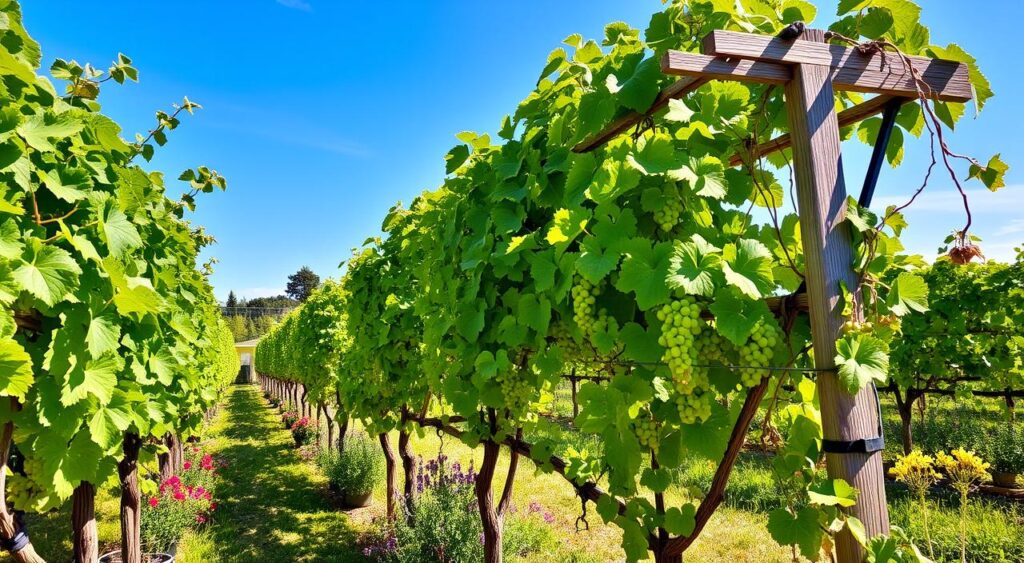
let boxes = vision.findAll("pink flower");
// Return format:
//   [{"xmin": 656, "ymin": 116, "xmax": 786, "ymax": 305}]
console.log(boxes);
[
  {"xmin": 148, "ymin": 498, "xmax": 159, "ymax": 508},
  {"xmin": 183, "ymin": 461, "xmax": 192, "ymax": 470},
  {"xmin": 543, "ymin": 512, "xmax": 555, "ymax": 524},
  {"xmin": 210, "ymin": 502, "xmax": 218, "ymax": 511},
  {"xmin": 173, "ymin": 491, "xmax": 186, "ymax": 502},
  {"xmin": 195, "ymin": 514, "xmax": 207, "ymax": 524}
]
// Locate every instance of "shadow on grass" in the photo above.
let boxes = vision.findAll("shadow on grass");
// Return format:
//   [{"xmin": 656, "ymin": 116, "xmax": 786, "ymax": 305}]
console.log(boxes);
[{"xmin": 199, "ymin": 385, "xmax": 363, "ymax": 563}]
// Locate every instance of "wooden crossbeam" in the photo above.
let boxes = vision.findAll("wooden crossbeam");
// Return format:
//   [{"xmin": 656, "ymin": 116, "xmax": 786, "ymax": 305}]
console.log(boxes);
[
  {"xmin": 703, "ymin": 30, "xmax": 972, "ymax": 103},
  {"xmin": 660, "ymin": 52, "xmax": 791, "ymax": 84},
  {"xmin": 572, "ymin": 76, "xmax": 709, "ymax": 153},
  {"xmin": 727, "ymin": 95, "xmax": 914, "ymax": 167}
]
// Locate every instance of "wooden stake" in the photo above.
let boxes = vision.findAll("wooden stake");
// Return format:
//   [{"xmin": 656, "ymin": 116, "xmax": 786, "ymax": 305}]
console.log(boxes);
[{"xmin": 785, "ymin": 29, "xmax": 889, "ymax": 562}]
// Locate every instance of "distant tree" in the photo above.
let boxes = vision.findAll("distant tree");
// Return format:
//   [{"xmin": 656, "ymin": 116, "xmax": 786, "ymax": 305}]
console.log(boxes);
[
  {"xmin": 246, "ymin": 295, "xmax": 297, "ymax": 310},
  {"xmin": 227, "ymin": 315, "xmax": 247, "ymax": 342},
  {"xmin": 225, "ymin": 290, "xmax": 238, "ymax": 309},
  {"xmin": 285, "ymin": 266, "xmax": 320, "ymax": 302}
]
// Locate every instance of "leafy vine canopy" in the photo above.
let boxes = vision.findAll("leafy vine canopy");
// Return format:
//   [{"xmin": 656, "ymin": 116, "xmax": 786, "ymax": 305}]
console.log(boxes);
[
  {"xmin": 400, "ymin": 0, "xmax": 1001, "ymax": 558},
  {"xmin": 256, "ymin": 0, "xmax": 1005, "ymax": 560},
  {"xmin": 0, "ymin": 0, "xmax": 236, "ymax": 511}
]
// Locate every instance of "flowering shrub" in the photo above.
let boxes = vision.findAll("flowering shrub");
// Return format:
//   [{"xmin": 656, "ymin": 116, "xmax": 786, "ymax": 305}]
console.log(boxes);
[
  {"xmin": 361, "ymin": 453, "xmax": 553, "ymax": 562},
  {"xmin": 282, "ymin": 410, "xmax": 300, "ymax": 429},
  {"xmin": 290, "ymin": 417, "xmax": 316, "ymax": 446},
  {"xmin": 141, "ymin": 449, "xmax": 222, "ymax": 551},
  {"xmin": 318, "ymin": 432, "xmax": 383, "ymax": 496}
]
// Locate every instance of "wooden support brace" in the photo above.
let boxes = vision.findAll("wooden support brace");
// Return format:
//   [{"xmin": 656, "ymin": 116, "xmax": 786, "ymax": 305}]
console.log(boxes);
[{"xmin": 702, "ymin": 30, "xmax": 972, "ymax": 102}]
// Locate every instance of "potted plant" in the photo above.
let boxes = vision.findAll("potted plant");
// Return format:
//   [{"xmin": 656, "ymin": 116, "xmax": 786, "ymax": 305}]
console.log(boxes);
[
  {"xmin": 103, "ymin": 451, "xmax": 220, "ymax": 563},
  {"xmin": 291, "ymin": 417, "xmax": 315, "ymax": 446},
  {"xmin": 325, "ymin": 433, "xmax": 383, "ymax": 507},
  {"xmin": 282, "ymin": 410, "xmax": 299, "ymax": 430},
  {"xmin": 989, "ymin": 425, "xmax": 1024, "ymax": 488}
]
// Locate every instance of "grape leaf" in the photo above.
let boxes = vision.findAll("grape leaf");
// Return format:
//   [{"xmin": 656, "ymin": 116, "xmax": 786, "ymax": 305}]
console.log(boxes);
[
  {"xmin": 722, "ymin": 239, "xmax": 775, "ymax": 299},
  {"xmin": 13, "ymin": 241, "xmax": 81, "ymax": 307},
  {"xmin": 835, "ymin": 333, "xmax": 890, "ymax": 394},
  {"xmin": 615, "ymin": 239, "xmax": 673, "ymax": 310},
  {"xmin": 887, "ymin": 272, "xmax": 929, "ymax": 316},
  {"xmin": 667, "ymin": 234, "xmax": 721, "ymax": 297},
  {"xmin": 0, "ymin": 337, "xmax": 33, "ymax": 399},
  {"xmin": 768, "ymin": 507, "xmax": 823, "ymax": 559}
]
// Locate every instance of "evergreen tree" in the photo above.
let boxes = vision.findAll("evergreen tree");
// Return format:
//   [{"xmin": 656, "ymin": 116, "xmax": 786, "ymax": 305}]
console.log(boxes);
[
  {"xmin": 285, "ymin": 266, "xmax": 320, "ymax": 302},
  {"xmin": 225, "ymin": 290, "xmax": 238, "ymax": 309}
]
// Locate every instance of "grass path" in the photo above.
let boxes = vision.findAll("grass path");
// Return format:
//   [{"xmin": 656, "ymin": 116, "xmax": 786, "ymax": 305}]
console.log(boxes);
[{"xmin": 177, "ymin": 384, "xmax": 363, "ymax": 562}]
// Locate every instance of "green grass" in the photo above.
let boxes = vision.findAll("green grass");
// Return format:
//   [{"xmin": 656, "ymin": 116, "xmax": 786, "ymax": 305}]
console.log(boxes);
[
  {"xmin": 175, "ymin": 385, "xmax": 362, "ymax": 562},
  {"xmin": 8, "ymin": 386, "xmax": 1023, "ymax": 562}
]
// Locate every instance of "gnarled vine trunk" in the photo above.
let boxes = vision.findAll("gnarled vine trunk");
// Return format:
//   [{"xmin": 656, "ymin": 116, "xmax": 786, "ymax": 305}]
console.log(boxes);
[
  {"xmin": 379, "ymin": 433, "xmax": 398, "ymax": 521},
  {"xmin": 119, "ymin": 433, "xmax": 143, "ymax": 563},
  {"xmin": 158, "ymin": 433, "xmax": 183, "ymax": 482},
  {"xmin": 476, "ymin": 439, "xmax": 503, "ymax": 563},
  {"xmin": 398, "ymin": 430, "xmax": 416, "ymax": 524},
  {"xmin": 893, "ymin": 387, "xmax": 921, "ymax": 454},
  {"xmin": 0, "ymin": 400, "xmax": 44, "ymax": 563},
  {"xmin": 73, "ymin": 481, "xmax": 98, "ymax": 563},
  {"xmin": 322, "ymin": 403, "xmax": 333, "ymax": 450}
]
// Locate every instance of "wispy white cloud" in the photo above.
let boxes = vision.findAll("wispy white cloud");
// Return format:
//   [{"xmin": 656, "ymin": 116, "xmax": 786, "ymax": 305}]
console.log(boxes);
[
  {"xmin": 873, "ymin": 184, "xmax": 1024, "ymax": 214},
  {"xmin": 276, "ymin": 0, "xmax": 312, "ymax": 12},
  {"xmin": 995, "ymin": 218, "xmax": 1024, "ymax": 237}
]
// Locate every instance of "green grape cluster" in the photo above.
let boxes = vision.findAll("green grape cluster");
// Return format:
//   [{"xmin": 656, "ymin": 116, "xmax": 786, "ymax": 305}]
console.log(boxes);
[
  {"xmin": 738, "ymin": 320, "xmax": 781, "ymax": 387},
  {"xmin": 653, "ymin": 185, "xmax": 684, "ymax": 232},
  {"xmin": 634, "ymin": 415, "xmax": 660, "ymax": 451},
  {"xmin": 674, "ymin": 374, "xmax": 712, "ymax": 424},
  {"xmin": 658, "ymin": 297, "xmax": 716, "ymax": 424},
  {"xmin": 572, "ymin": 277, "xmax": 603, "ymax": 336},
  {"xmin": 656, "ymin": 297, "xmax": 702, "ymax": 384},
  {"xmin": 496, "ymin": 370, "xmax": 532, "ymax": 417}
]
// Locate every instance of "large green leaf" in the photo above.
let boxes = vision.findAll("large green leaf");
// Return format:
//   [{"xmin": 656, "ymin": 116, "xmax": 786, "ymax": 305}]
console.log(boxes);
[
  {"xmin": 667, "ymin": 235, "xmax": 721, "ymax": 297},
  {"xmin": 13, "ymin": 241, "xmax": 81, "ymax": 307},
  {"xmin": 835, "ymin": 333, "xmax": 890, "ymax": 394},
  {"xmin": 0, "ymin": 337, "xmax": 33, "ymax": 399},
  {"xmin": 722, "ymin": 239, "xmax": 775, "ymax": 299}
]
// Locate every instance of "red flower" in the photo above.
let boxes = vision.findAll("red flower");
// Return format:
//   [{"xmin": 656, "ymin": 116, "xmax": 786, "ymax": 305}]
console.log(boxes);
[
  {"xmin": 210, "ymin": 502, "xmax": 218, "ymax": 511},
  {"xmin": 173, "ymin": 491, "xmax": 186, "ymax": 502},
  {"xmin": 148, "ymin": 497, "xmax": 159, "ymax": 508},
  {"xmin": 183, "ymin": 461, "xmax": 192, "ymax": 470},
  {"xmin": 195, "ymin": 514, "xmax": 207, "ymax": 524}
]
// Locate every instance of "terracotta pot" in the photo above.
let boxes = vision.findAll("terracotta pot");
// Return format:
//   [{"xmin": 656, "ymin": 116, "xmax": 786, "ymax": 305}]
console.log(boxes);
[
  {"xmin": 343, "ymin": 491, "xmax": 373, "ymax": 508},
  {"xmin": 992, "ymin": 470, "xmax": 1020, "ymax": 489}
]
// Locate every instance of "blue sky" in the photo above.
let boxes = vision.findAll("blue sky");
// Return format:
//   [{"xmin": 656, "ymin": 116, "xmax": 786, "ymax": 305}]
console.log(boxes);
[{"xmin": 24, "ymin": 1, "xmax": 1023, "ymax": 301}]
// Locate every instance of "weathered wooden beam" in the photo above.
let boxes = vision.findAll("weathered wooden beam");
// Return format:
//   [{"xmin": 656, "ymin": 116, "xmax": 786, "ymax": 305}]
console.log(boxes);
[
  {"xmin": 703, "ymin": 30, "xmax": 972, "ymax": 102},
  {"xmin": 660, "ymin": 51, "xmax": 791, "ymax": 84},
  {"xmin": 784, "ymin": 29, "xmax": 888, "ymax": 561},
  {"xmin": 572, "ymin": 76, "xmax": 710, "ymax": 153},
  {"xmin": 727, "ymin": 95, "xmax": 914, "ymax": 167}
]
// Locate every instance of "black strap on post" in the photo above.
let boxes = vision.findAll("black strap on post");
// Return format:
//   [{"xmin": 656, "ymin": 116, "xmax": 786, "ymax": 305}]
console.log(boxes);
[
  {"xmin": 858, "ymin": 97, "xmax": 905, "ymax": 208},
  {"xmin": 821, "ymin": 383, "xmax": 886, "ymax": 454},
  {"xmin": 1, "ymin": 513, "xmax": 29, "ymax": 553}
]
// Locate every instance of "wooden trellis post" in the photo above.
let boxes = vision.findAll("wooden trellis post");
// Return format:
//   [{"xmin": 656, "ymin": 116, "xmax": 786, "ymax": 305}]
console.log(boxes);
[{"xmin": 576, "ymin": 24, "xmax": 972, "ymax": 563}]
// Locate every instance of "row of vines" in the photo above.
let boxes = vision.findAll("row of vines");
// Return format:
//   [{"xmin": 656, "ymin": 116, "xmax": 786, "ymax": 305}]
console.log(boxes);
[
  {"xmin": 0, "ymin": 1, "xmax": 239, "ymax": 562},
  {"xmin": 255, "ymin": 0, "xmax": 1008, "ymax": 562}
]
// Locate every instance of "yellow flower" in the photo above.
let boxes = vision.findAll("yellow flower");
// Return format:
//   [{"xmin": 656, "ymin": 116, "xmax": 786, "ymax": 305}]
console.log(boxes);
[
  {"xmin": 890, "ymin": 450, "xmax": 940, "ymax": 495},
  {"xmin": 936, "ymin": 448, "xmax": 990, "ymax": 492}
]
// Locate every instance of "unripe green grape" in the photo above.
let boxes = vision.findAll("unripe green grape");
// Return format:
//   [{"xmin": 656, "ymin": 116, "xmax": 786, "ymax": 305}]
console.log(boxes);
[
  {"xmin": 737, "ymin": 319, "xmax": 781, "ymax": 387},
  {"xmin": 634, "ymin": 415, "xmax": 661, "ymax": 451}
]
